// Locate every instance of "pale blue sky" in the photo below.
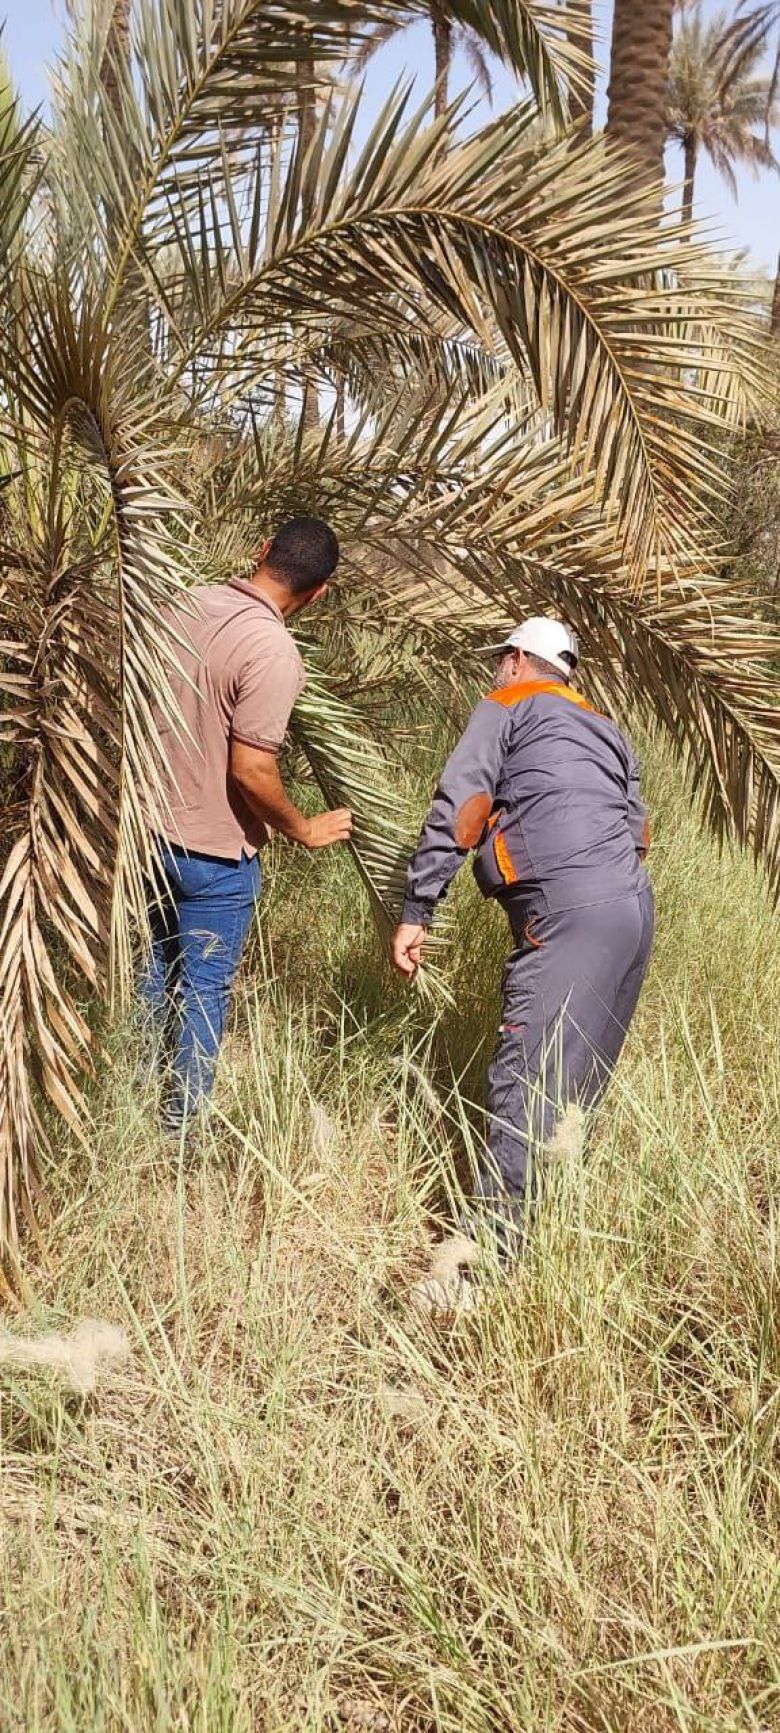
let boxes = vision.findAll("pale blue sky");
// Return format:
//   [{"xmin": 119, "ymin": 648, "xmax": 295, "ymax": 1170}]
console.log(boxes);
[{"xmin": 4, "ymin": 0, "xmax": 779, "ymax": 272}]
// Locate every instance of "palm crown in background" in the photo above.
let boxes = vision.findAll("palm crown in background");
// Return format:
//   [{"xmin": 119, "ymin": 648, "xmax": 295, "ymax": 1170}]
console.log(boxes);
[
  {"xmin": 666, "ymin": 1, "xmax": 779, "ymax": 223},
  {"xmin": 0, "ymin": 0, "xmax": 778, "ymax": 1269},
  {"xmin": 354, "ymin": 3, "xmax": 495, "ymax": 117}
]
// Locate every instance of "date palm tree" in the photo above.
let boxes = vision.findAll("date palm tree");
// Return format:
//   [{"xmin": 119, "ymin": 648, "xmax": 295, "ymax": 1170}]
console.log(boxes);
[
  {"xmin": 720, "ymin": 0, "xmax": 780, "ymax": 328},
  {"xmin": 352, "ymin": 0, "xmax": 590, "ymax": 119},
  {"xmin": 607, "ymin": 0, "xmax": 675, "ymax": 188},
  {"xmin": 0, "ymin": 0, "xmax": 778, "ymax": 1271},
  {"xmin": 355, "ymin": 3, "xmax": 492, "ymax": 117},
  {"xmin": 568, "ymin": 0, "xmax": 594, "ymax": 132},
  {"xmin": 666, "ymin": 3, "xmax": 779, "ymax": 224}
]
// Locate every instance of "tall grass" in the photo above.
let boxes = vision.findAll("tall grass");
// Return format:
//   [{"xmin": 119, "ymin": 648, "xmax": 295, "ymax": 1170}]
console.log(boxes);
[{"xmin": 0, "ymin": 734, "xmax": 778, "ymax": 1731}]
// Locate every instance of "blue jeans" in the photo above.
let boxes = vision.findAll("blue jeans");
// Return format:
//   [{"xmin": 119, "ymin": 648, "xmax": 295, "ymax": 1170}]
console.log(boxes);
[{"xmin": 138, "ymin": 839, "xmax": 262, "ymax": 1130}]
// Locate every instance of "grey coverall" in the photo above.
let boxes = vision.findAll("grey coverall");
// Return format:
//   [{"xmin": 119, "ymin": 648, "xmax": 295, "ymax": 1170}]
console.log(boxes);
[{"xmin": 401, "ymin": 677, "xmax": 654, "ymax": 1245}]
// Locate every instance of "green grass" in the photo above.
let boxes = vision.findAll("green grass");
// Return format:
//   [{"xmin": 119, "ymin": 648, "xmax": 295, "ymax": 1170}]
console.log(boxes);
[{"xmin": 1, "ymin": 735, "xmax": 779, "ymax": 1731}]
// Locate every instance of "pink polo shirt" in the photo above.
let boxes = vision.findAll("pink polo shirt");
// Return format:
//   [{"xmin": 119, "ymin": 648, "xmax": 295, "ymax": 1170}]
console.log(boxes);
[{"xmin": 148, "ymin": 579, "xmax": 305, "ymax": 860}]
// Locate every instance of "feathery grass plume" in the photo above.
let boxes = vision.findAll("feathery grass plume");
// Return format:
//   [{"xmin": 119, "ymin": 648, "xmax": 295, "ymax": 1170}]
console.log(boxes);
[
  {"xmin": 544, "ymin": 1100, "xmax": 586, "ymax": 1165},
  {"xmin": 0, "ymin": 1317, "xmax": 129, "ymax": 1395}
]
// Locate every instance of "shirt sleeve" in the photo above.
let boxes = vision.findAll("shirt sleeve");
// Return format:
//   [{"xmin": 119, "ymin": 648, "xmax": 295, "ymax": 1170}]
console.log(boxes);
[
  {"xmin": 626, "ymin": 744, "xmax": 650, "ymax": 855},
  {"xmin": 401, "ymin": 698, "xmax": 515, "ymax": 926},
  {"xmin": 231, "ymin": 640, "xmax": 305, "ymax": 753}
]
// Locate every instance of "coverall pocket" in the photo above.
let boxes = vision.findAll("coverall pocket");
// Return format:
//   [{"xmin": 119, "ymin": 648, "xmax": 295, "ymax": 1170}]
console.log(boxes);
[{"xmin": 473, "ymin": 831, "xmax": 509, "ymax": 897}]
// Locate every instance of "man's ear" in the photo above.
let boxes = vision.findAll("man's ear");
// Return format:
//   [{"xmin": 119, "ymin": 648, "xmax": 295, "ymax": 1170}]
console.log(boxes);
[{"xmin": 255, "ymin": 537, "xmax": 272, "ymax": 565}]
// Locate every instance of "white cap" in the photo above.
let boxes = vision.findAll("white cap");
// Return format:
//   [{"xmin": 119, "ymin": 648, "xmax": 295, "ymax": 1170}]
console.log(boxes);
[{"xmin": 481, "ymin": 616, "xmax": 579, "ymax": 677}]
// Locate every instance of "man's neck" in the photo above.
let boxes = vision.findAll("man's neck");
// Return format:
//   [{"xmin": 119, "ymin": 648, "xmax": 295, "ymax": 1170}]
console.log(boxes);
[{"xmin": 245, "ymin": 568, "xmax": 298, "ymax": 618}]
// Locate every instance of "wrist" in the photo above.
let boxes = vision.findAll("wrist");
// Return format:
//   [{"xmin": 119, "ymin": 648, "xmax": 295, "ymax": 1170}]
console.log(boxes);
[{"xmin": 400, "ymin": 897, "xmax": 434, "ymax": 928}]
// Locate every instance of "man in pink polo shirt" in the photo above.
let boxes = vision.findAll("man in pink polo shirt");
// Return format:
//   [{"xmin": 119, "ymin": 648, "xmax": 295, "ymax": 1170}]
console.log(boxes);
[{"xmin": 140, "ymin": 516, "xmax": 351, "ymax": 1135}]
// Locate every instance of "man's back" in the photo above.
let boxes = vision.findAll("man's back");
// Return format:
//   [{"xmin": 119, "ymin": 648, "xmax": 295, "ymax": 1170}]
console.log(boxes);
[
  {"xmin": 402, "ymin": 678, "xmax": 649, "ymax": 924},
  {"xmin": 149, "ymin": 578, "xmax": 304, "ymax": 859},
  {"xmin": 474, "ymin": 682, "xmax": 648, "ymax": 910}
]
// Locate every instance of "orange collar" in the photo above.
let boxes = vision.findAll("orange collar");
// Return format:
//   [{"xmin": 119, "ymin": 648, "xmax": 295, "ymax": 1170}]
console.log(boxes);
[{"xmin": 486, "ymin": 679, "xmax": 593, "ymax": 711}]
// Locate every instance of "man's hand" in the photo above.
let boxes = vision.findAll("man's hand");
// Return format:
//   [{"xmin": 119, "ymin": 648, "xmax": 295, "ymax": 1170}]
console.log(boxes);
[
  {"xmin": 304, "ymin": 808, "xmax": 353, "ymax": 849},
  {"xmin": 392, "ymin": 922, "xmax": 427, "ymax": 979}
]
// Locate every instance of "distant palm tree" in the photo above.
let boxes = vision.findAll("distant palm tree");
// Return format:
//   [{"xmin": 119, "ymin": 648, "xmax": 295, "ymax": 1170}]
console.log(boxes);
[
  {"xmin": 720, "ymin": 0, "xmax": 780, "ymax": 327},
  {"xmin": 666, "ymin": 2, "xmax": 779, "ymax": 224},
  {"xmin": 355, "ymin": 3, "xmax": 494, "ymax": 118},
  {"xmin": 568, "ymin": 0, "xmax": 594, "ymax": 132},
  {"xmin": 722, "ymin": 0, "xmax": 780, "ymax": 118}
]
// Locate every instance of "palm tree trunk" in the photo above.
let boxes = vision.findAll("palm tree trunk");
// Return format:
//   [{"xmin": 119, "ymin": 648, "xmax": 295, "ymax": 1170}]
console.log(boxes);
[
  {"xmin": 682, "ymin": 134, "xmax": 697, "ymax": 225},
  {"xmin": 335, "ymin": 372, "xmax": 346, "ymax": 441},
  {"xmin": 431, "ymin": 5, "xmax": 453, "ymax": 119},
  {"xmin": 100, "ymin": 0, "xmax": 132, "ymax": 250},
  {"xmin": 100, "ymin": 0, "xmax": 131, "ymax": 131},
  {"xmin": 298, "ymin": 54, "xmax": 320, "ymax": 431},
  {"xmin": 771, "ymin": 252, "xmax": 780, "ymax": 337},
  {"xmin": 568, "ymin": 0, "xmax": 594, "ymax": 133},
  {"xmin": 607, "ymin": 0, "xmax": 674, "ymax": 190}
]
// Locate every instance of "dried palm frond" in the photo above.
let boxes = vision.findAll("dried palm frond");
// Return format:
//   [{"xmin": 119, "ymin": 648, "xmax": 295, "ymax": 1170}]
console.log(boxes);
[{"xmin": 144, "ymin": 94, "xmax": 766, "ymax": 577}]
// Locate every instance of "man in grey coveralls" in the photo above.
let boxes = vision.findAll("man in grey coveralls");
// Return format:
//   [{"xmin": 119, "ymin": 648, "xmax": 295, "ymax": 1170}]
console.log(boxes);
[{"xmin": 392, "ymin": 617, "xmax": 654, "ymax": 1279}]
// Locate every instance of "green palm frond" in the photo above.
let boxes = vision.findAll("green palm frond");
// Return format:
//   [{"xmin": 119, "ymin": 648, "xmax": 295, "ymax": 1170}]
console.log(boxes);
[
  {"xmin": 51, "ymin": 0, "xmax": 589, "ymax": 296},
  {"xmin": 0, "ymin": 51, "xmax": 40, "ymax": 279},
  {"xmin": 365, "ymin": 443, "xmax": 780, "ymax": 898},
  {"xmin": 291, "ymin": 652, "xmax": 418, "ymax": 935},
  {"xmin": 0, "ymin": 500, "xmax": 113, "ymax": 1259},
  {"xmin": 1, "ymin": 272, "xmax": 201, "ymax": 1038}
]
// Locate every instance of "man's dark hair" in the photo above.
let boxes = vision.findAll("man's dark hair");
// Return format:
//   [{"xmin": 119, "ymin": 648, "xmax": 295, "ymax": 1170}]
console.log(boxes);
[
  {"xmin": 525, "ymin": 650, "xmax": 572, "ymax": 684},
  {"xmin": 265, "ymin": 516, "xmax": 339, "ymax": 595}
]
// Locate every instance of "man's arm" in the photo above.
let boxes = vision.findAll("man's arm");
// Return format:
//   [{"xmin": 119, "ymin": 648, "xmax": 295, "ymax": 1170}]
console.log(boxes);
[
  {"xmin": 626, "ymin": 746, "xmax": 650, "ymax": 859},
  {"xmin": 230, "ymin": 740, "xmax": 352, "ymax": 849},
  {"xmin": 393, "ymin": 698, "xmax": 514, "ymax": 977}
]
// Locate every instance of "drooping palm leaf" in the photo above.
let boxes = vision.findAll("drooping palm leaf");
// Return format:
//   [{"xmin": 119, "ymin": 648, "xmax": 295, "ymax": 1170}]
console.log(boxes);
[
  {"xmin": 290, "ymin": 651, "xmax": 420, "ymax": 933},
  {"xmin": 353, "ymin": 0, "xmax": 593, "ymax": 125},
  {"xmin": 144, "ymin": 93, "xmax": 766, "ymax": 581},
  {"xmin": 0, "ymin": 501, "xmax": 114, "ymax": 1262},
  {"xmin": 51, "ymin": 17, "xmax": 768, "ymax": 578},
  {"xmin": 50, "ymin": 0, "xmax": 590, "ymax": 297},
  {"xmin": 0, "ymin": 54, "xmax": 41, "ymax": 287}
]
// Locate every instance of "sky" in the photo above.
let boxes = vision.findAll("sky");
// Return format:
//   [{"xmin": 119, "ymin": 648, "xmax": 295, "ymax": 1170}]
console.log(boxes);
[{"xmin": 3, "ymin": 0, "xmax": 780, "ymax": 274}]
